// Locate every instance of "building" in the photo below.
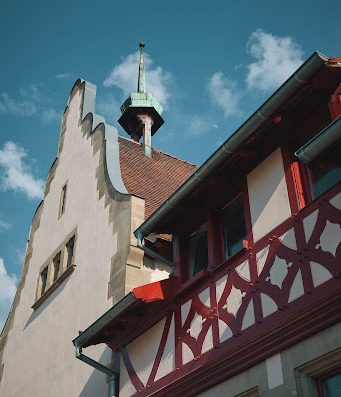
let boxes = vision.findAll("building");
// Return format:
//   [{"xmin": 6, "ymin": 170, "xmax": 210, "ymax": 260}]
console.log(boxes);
[
  {"xmin": 0, "ymin": 44, "xmax": 196, "ymax": 396},
  {"xmin": 73, "ymin": 52, "xmax": 341, "ymax": 397}
]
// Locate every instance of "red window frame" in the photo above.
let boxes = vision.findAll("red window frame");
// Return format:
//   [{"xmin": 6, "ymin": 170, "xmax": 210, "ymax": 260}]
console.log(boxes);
[{"xmin": 316, "ymin": 368, "xmax": 341, "ymax": 397}]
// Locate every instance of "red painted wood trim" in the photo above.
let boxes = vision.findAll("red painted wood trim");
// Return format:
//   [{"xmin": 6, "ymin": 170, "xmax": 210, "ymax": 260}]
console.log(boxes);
[
  {"xmin": 207, "ymin": 209, "xmax": 223, "ymax": 270},
  {"xmin": 281, "ymin": 144, "xmax": 300, "ymax": 215},
  {"xmin": 115, "ymin": 183, "xmax": 341, "ymax": 397},
  {"xmin": 172, "ymin": 234, "xmax": 188, "ymax": 284},
  {"xmin": 133, "ymin": 278, "xmax": 175, "ymax": 302},
  {"xmin": 243, "ymin": 180, "xmax": 254, "ymax": 246},
  {"xmin": 135, "ymin": 290, "xmax": 341, "ymax": 397},
  {"xmin": 147, "ymin": 313, "xmax": 173, "ymax": 385},
  {"xmin": 291, "ymin": 161, "xmax": 306, "ymax": 210},
  {"xmin": 120, "ymin": 346, "xmax": 145, "ymax": 392}
]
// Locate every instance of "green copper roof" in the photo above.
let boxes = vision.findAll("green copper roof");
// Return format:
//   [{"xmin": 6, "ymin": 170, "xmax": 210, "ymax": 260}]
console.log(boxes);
[
  {"xmin": 118, "ymin": 42, "xmax": 164, "ymax": 136},
  {"xmin": 120, "ymin": 92, "xmax": 163, "ymax": 115}
]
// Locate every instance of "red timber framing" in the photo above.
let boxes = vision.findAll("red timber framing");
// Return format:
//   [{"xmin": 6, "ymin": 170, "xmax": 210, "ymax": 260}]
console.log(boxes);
[
  {"xmin": 282, "ymin": 144, "xmax": 307, "ymax": 213},
  {"xmin": 115, "ymin": 183, "xmax": 341, "ymax": 397}
]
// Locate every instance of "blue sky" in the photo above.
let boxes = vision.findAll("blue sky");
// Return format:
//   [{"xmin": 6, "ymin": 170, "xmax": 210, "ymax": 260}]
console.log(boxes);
[{"xmin": 0, "ymin": 0, "xmax": 340, "ymax": 328}]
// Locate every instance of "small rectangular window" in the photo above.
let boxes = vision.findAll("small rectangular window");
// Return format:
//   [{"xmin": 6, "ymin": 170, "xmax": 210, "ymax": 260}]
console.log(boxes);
[
  {"xmin": 223, "ymin": 194, "xmax": 246, "ymax": 259},
  {"xmin": 65, "ymin": 236, "xmax": 75, "ymax": 268},
  {"xmin": 59, "ymin": 184, "xmax": 67, "ymax": 218},
  {"xmin": 40, "ymin": 267, "xmax": 48, "ymax": 296},
  {"xmin": 53, "ymin": 253, "xmax": 61, "ymax": 283},
  {"xmin": 189, "ymin": 225, "xmax": 208, "ymax": 276}
]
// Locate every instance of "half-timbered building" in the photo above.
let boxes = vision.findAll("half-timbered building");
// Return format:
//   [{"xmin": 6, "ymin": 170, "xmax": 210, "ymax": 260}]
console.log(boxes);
[{"xmin": 74, "ymin": 52, "xmax": 341, "ymax": 397}]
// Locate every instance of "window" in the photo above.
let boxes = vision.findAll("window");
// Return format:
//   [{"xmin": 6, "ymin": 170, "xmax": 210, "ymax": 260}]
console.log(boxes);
[
  {"xmin": 318, "ymin": 371, "xmax": 341, "ymax": 397},
  {"xmin": 58, "ymin": 183, "xmax": 67, "ymax": 218},
  {"xmin": 52, "ymin": 252, "xmax": 61, "ymax": 283},
  {"xmin": 223, "ymin": 194, "xmax": 246, "ymax": 259},
  {"xmin": 189, "ymin": 225, "xmax": 208, "ymax": 276},
  {"xmin": 309, "ymin": 162, "xmax": 341, "ymax": 200},
  {"xmin": 65, "ymin": 236, "xmax": 75, "ymax": 268},
  {"xmin": 40, "ymin": 267, "xmax": 48, "ymax": 295},
  {"xmin": 33, "ymin": 231, "xmax": 77, "ymax": 309}
]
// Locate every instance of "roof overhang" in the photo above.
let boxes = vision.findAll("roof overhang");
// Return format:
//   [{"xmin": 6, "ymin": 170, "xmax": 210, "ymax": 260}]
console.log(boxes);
[
  {"xmin": 72, "ymin": 277, "xmax": 175, "ymax": 350},
  {"xmin": 134, "ymin": 52, "xmax": 341, "ymax": 237},
  {"xmin": 295, "ymin": 115, "xmax": 341, "ymax": 163}
]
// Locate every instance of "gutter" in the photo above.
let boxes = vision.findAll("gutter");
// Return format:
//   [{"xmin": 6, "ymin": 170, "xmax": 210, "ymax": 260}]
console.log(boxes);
[
  {"xmin": 295, "ymin": 116, "xmax": 341, "ymax": 163},
  {"xmin": 134, "ymin": 52, "xmax": 329, "ymax": 238},
  {"xmin": 73, "ymin": 292, "xmax": 137, "ymax": 348},
  {"xmin": 72, "ymin": 293, "xmax": 138, "ymax": 397},
  {"xmin": 136, "ymin": 232, "xmax": 173, "ymax": 267}
]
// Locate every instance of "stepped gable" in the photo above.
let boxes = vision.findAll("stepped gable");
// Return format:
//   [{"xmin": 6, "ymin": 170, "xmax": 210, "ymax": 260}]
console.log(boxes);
[{"xmin": 118, "ymin": 136, "xmax": 196, "ymax": 218}]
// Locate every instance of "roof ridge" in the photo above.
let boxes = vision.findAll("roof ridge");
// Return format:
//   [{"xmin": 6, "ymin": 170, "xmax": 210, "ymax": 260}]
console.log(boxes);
[{"xmin": 118, "ymin": 134, "xmax": 197, "ymax": 167}]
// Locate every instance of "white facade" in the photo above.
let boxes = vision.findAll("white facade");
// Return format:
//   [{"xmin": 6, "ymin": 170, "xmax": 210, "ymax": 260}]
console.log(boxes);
[{"xmin": 0, "ymin": 81, "xmax": 169, "ymax": 397}]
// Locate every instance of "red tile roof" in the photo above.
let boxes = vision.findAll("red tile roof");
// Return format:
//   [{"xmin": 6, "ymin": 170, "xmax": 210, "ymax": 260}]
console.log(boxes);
[{"xmin": 118, "ymin": 136, "xmax": 196, "ymax": 218}]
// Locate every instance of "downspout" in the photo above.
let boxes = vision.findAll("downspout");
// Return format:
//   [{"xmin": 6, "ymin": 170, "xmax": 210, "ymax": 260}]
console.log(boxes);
[
  {"xmin": 136, "ymin": 231, "xmax": 173, "ymax": 268},
  {"xmin": 74, "ymin": 341, "xmax": 119, "ymax": 397}
]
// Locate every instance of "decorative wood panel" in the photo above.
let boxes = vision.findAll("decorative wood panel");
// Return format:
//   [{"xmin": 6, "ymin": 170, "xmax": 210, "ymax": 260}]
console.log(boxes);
[{"xmin": 119, "ymin": 184, "xmax": 341, "ymax": 397}]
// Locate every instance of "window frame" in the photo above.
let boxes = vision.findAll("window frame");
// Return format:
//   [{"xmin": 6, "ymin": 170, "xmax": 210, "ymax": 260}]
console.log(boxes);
[
  {"xmin": 33, "ymin": 230, "xmax": 77, "ymax": 309},
  {"xmin": 316, "ymin": 368, "xmax": 341, "ymax": 397},
  {"xmin": 188, "ymin": 224, "xmax": 209, "ymax": 277},
  {"xmin": 52, "ymin": 252, "xmax": 61, "ymax": 283},
  {"xmin": 58, "ymin": 182, "xmax": 68, "ymax": 219},
  {"xmin": 40, "ymin": 266, "xmax": 49, "ymax": 296},
  {"xmin": 306, "ymin": 161, "xmax": 341, "ymax": 203},
  {"xmin": 221, "ymin": 191, "xmax": 248, "ymax": 262}
]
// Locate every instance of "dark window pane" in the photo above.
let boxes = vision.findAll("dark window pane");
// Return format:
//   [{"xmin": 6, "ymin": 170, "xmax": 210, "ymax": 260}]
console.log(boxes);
[
  {"xmin": 41, "ymin": 268, "xmax": 48, "ymax": 295},
  {"xmin": 321, "ymin": 373, "xmax": 341, "ymax": 397},
  {"xmin": 53, "ymin": 253, "xmax": 61, "ymax": 283},
  {"xmin": 223, "ymin": 195, "xmax": 246, "ymax": 259},
  {"xmin": 66, "ymin": 236, "xmax": 75, "ymax": 268},
  {"xmin": 311, "ymin": 164, "xmax": 341, "ymax": 198},
  {"xmin": 189, "ymin": 231, "xmax": 208, "ymax": 276}
]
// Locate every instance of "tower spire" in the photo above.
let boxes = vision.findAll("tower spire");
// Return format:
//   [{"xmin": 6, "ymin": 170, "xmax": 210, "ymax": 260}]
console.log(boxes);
[
  {"xmin": 137, "ymin": 42, "xmax": 145, "ymax": 93},
  {"xmin": 118, "ymin": 42, "xmax": 164, "ymax": 157}
]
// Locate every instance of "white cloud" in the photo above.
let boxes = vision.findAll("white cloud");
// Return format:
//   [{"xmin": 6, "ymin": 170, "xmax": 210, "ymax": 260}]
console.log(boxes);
[
  {"xmin": 0, "ymin": 93, "xmax": 37, "ymax": 116},
  {"xmin": 0, "ymin": 141, "xmax": 44, "ymax": 200},
  {"xmin": 0, "ymin": 257, "xmax": 17, "ymax": 331},
  {"xmin": 97, "ymin": 94, "xmax": 121, "ymax": 124},
  {"xmin": 55, "ymin": 73, "xmax": 72, "ymax": 80},
  {"xmin": 103, "ymin": 51, "xmax": 172, "ymax": 107},
  {"xmin": 0, "ymin": 216, "xmax": 12, "ymax": 232},
  {"xmin": 20, "ymin": 84, "xmax": 45, "ymax": 103},
  {"xmin": 246, "ymin": 29, "xmax": 304, "ymax": 92},
  {"xmin": 207, "ymin": 30, "xmax": 304, "ymax": 117},
  {"xmin": 0, "ymin": 85, "xmax": 59, "ymax": 124},
  {"xmin": 40, "ymin": 108, "xmax": 60, "ymax": 124},
  {"xmin": 187, "ymin": 116, "xmax": 218, "ymax": 136},
  {"xmin": 207, "ymin": 72, "xmax": 241, "ymax": 117}
]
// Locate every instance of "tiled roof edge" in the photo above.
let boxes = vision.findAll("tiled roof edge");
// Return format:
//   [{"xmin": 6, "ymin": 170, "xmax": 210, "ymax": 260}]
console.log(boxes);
[{"xmin": 118, "ymin": 135, "xmax": 197, "ymax": 168}]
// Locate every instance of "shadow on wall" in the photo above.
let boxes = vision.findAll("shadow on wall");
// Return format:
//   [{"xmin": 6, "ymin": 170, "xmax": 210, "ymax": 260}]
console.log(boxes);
[{"xmin": 79, "ymin": 347, "xmax": 112, "ymax": 397}]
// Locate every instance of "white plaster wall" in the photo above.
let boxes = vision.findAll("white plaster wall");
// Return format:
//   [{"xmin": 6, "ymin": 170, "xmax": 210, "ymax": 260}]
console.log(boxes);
[
  {"xmin": 0, "ymin": 88, "xmax": 119, "ymax": 397},
  {"xmin": 247, "ymin": 148, "xmax": 291, "ymax": 242},
  {"xmin": 120, "ymin": 317, "xmax": 168, "ymax": 396}
]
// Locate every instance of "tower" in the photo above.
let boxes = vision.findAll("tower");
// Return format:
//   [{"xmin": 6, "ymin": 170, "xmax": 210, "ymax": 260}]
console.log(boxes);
[{"xmin": 118, "ymin": 42, "xmax": 164, "ymax": 157}]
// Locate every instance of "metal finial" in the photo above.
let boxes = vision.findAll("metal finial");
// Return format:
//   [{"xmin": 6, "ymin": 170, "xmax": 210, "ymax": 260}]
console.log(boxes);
[{"xmin": 137, "ymin": 42, "xmax": 145, "ymax": 93}]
